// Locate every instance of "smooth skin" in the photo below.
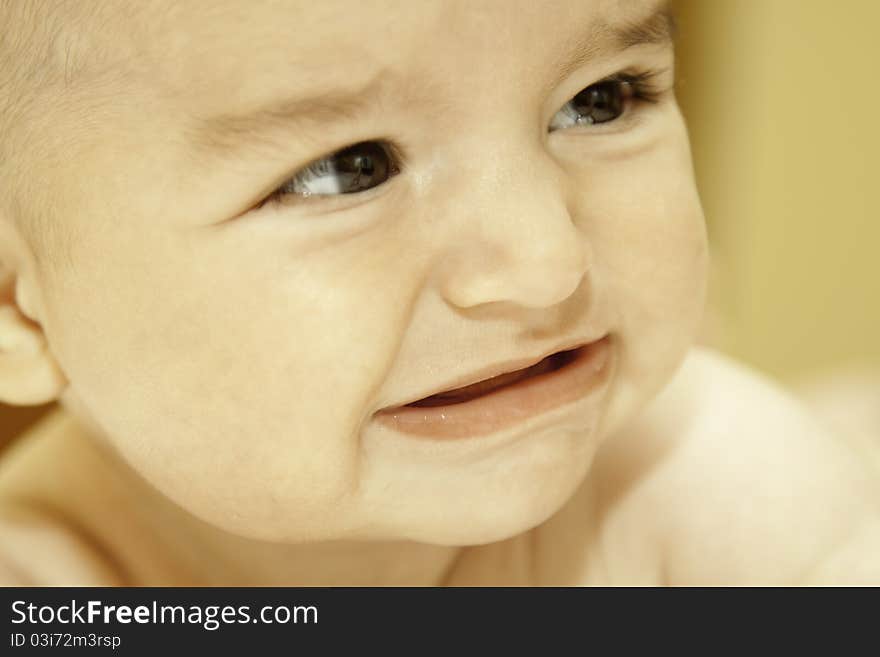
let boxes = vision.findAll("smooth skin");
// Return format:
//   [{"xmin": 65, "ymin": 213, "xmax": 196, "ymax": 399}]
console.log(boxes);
[{"xmin": 0, "ymin": 0, "xmax": 878, "ymax": 585}]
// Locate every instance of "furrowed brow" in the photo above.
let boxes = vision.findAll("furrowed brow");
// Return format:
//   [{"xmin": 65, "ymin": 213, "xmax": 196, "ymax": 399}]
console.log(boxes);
[
  {"xmin": 187, "ymin": 2, "xmax": 676, "ymax": 160},
  {"xmin": 186, "ymin": 83, "xmax": 379, "ymax": 160}
]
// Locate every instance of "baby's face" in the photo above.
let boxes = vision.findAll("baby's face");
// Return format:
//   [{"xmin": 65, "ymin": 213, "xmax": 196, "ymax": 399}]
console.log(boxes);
[{"xmin": 26, "ymin": 0, "xmax": 707, "ymax": 544}]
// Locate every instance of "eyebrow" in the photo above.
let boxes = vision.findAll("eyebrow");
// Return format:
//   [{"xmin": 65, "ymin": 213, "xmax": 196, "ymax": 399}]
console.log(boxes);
[
  {"xmin": 550, "ymin": 0, "xmax": 677, "ymax": 90},
  {"xmin": 188, "ymin": 0, "xmax": 676, "ymax": 159},
  {"xmin": 187, "ymin": 78, "xmax": 402, "ymax": 159}
]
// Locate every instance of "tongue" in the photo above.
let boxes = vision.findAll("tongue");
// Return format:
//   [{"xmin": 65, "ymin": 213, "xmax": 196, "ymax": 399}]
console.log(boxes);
[{"xmin": 408, "ymin": 355, "xmax": 560, "ymax": 407}]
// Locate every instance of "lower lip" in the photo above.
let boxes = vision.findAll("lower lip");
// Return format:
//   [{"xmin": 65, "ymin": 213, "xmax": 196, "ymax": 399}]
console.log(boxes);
[{"xmin": 374, "ymin": 336, "xmax": 612, "ymax": 440}]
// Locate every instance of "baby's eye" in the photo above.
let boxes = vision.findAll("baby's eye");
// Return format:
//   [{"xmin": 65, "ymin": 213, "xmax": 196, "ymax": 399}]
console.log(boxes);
[
  {"xmin": 260, "ymin": 140, "xmax": 400, "ymax": 206},
  {"xmin": 549, "ymin": 70, "xmax": 663, "ymax": 132}
]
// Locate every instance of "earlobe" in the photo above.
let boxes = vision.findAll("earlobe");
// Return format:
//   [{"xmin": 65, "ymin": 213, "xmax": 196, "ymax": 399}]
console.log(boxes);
[{"xmin": 0, "ymin": 272, "xmax": 67, "ymax": 406}]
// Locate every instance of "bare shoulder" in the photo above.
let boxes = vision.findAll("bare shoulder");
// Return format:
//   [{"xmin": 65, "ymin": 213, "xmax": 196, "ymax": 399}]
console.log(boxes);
[
  {"xmin": 0, "ymin": 409, "xmax": 125, "ymax": 586},
  {"xmin": 0, "ymin": 505, "xmax": 125, "ymax": 586},
  {"xmin": 588, "ymin": 346, "xmax": 880, "ymax": 585}
]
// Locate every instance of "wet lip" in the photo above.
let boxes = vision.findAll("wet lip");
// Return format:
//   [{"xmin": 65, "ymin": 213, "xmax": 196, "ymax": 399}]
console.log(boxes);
[{"xmin": 374, "ymin": 335, "xmax": 612, "ymax": 440}]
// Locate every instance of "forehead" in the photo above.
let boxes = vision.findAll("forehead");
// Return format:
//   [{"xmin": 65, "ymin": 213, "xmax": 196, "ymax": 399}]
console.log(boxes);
[{"xmin": 92, "ymin": 0, "xmax": 667, "ymax": 105}]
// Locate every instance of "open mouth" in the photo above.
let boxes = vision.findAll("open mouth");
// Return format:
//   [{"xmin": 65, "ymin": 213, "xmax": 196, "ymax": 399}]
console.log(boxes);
[
  {"xmin": 374, "ymin": 336, "xmax": 611, "ymax": 440},
  {"xmin": 405, "ymin": 347, "xmax": 582, "ymax": 408}
]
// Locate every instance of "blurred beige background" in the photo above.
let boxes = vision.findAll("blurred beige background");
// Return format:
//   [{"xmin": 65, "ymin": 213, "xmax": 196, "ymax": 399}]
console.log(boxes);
[
  {"xmin": 675, "ymin": 0, "xmax": 880, "ymax": 382},
  {"xmin": 1, "ymin": 0, "xmax": 878, "ymax": 450}
]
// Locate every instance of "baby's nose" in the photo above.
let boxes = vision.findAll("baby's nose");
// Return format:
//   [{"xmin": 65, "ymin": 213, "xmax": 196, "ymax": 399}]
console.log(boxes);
[{"xmin": 434, "ymin": 147, "xmax": 591, "ymax": 311}]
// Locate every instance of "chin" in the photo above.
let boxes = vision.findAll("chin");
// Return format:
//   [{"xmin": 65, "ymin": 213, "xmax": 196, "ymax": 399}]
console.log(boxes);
[
  {"xmin": 401, "ymin": 465, "xmax": 592, "ymax": 547},
  {"xmin": 405, "ymin": 501, "xmax": 568, "ymax": 547}
]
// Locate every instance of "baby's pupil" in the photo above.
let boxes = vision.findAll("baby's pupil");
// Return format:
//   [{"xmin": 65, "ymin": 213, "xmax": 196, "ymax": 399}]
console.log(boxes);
[
  {"xmin": 572, "ymin": 81, "xmax": 623, "ymax": 124},
  {"xmin": 333, "ymin": 142, "xmax": 391, "ymax": 193}
]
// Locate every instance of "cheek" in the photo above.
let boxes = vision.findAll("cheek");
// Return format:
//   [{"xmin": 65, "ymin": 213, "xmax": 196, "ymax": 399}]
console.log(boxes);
[
  {"xmin": 576, "ymin": 141, "xmax": 709, "ymax": 418},
  {"xmin": 45, "ymin": 220, "xmax": 424, "ymax": 539}
]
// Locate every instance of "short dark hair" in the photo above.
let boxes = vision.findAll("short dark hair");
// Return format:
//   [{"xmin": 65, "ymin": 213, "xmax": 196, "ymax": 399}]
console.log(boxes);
[
  {"xmin": 0, "ymin": 0, "xmax": 108, "ymax": 271},
  {"xmin": 0, "ymin": 2, "xmax": 64, "ymax": 130}
]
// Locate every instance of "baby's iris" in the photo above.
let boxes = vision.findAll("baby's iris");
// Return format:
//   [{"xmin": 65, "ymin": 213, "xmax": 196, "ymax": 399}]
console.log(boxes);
[
  {"xmin": 278, "ymin": 141, "xmax": 397, "ymax": 198},
  {"xmin": 549, "ymin": 78, "xmax": 632, "ymax": 131}
]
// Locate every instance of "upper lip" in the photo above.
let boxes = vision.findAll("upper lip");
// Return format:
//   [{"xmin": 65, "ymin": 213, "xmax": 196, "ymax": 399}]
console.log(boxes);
[{"xmin": 377, "ymin": 334, "xmax": 607, "ymax": 411}]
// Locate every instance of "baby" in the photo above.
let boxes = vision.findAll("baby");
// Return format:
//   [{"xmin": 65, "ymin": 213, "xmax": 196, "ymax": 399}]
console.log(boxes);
[{"xmin": 0, "ymin": 0, "xmax": 878, "ymax": 586}]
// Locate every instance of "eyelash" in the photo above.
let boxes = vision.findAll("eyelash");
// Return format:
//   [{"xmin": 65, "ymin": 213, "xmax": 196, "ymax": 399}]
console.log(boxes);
[
  {"xmin": 256, "ymin": 66, "xmax": 668, "ymax": 209},
  {"xmin": 585, "ymin": 68, "xmax": 667, "ymax": 114}
]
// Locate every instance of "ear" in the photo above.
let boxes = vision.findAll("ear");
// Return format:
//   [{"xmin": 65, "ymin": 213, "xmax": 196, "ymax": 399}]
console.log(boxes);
[{"xmin": 0, "ymin": 265, "xmax": 67, "ymax": 405}]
